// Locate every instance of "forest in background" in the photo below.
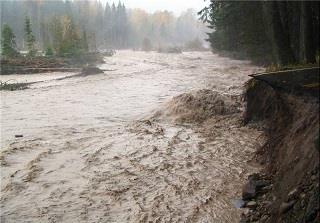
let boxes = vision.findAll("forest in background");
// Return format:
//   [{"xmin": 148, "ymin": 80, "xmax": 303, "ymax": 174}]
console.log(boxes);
[
  {"xmin": 0, "ymin": 0, "xmax": 207, "ymax": 53},
  {"xmin": 200, "ymin": 1, "xmax": 320, "ymax": 66}
]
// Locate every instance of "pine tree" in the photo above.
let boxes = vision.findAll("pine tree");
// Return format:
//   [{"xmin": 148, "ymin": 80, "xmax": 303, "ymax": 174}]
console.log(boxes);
[
  {"xmin": 81, "ymin": 30, "xmax": 89, "ymax": 52},
  {"xmin": 199, "ymin": 1, "xmax": 319, "ymax": 65},
  {"xmin": 24, "ymin": 16, "xmax": 36, "ymax": 56},
  {"xmin": 59, "ymin": 16, "xmax": 81, "ymax": 56},
  {"xmin": 104, "ymin": 2, "xmax": 112, "ymax": 47},
  {"xmin": 45, "ymin": 46, "xmax": 54, "ymax": 56},
  {"xmin": 111, "ymin": 3, "xmax": 117, "ymax": 47},
  {"xmin": 50, "ymin": 16, "xmax": 63, "ymax": 54},
  {"xmin": 1, "ymin": 24, "xmax": 19, "ymax": 58}
]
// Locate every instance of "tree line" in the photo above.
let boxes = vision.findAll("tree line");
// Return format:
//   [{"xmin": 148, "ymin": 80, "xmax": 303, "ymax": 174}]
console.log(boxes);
[
  {"xmin": 0, "ymin": 0, "xmax": 206, "ymax": 57},
  {"xmin": 199, "ymin": 1, "xmax": 319, "ymax": 65},
  {"xmin": 1, "ymin": 15, "xmax": 89, "ymax": 58}
]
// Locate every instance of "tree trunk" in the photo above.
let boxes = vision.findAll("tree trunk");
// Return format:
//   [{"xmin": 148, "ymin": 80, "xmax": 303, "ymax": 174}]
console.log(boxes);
[
  {"xmin": 264, "ymin": 1, "xmax": 296, "ymax": 65},
  {"xmin": 299, "ymin": 1, "xmax": 306, "ymax": 62},
  {"xmin": 286, "ymin": 1, "xmax": 301, "ymax": 61},
  {"xmin": 302, "ymin": 2, "xmax": 316, "ymax": 64}
]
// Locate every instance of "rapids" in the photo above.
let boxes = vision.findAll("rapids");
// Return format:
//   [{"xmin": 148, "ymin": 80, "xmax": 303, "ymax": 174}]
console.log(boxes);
[{"xmin": 0, "ymin": 51, "xmax": 264, "ymax": 222}]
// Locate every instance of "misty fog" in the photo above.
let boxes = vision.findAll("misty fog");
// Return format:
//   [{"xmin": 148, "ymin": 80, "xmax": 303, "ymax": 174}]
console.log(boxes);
[{"xmin": 0, "ymin": 0, "xmax": 208, "ymax": 51}]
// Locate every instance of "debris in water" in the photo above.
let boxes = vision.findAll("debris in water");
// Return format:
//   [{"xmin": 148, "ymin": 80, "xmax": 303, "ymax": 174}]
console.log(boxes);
[{"xmin": 81, "ymin": 67, "xmax": 104, "ymax": 75}]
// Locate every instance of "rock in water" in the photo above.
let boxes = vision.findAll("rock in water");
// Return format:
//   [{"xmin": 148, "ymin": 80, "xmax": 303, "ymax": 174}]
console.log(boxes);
[
  {"xmin": 242, "ymin": 181, "xmax": 257, "ymax": 200},
  {"xmin": 246, "ymin": 201, "xmax": 257, "ymax": 209},
  {"xmin": 81, "ymin": 67, "xmax": 103, "ymax": 75}
]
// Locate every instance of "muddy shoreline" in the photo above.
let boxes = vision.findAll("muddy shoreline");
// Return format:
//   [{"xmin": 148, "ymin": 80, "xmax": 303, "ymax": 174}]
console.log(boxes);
[{"xmin": 240, "ymin": 73, "xmax": 319, "ymax": 223}]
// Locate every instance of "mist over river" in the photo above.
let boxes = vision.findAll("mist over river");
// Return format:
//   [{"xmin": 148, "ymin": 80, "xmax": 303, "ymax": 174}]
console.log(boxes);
[{"xmin": 0, "ymin": 51, "xmax": 264, "ymax": 222}]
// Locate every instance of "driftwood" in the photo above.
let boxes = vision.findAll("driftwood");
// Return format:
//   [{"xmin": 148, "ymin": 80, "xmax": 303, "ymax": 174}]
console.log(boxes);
[
  {"xmin": 17, "ymin": 68, "xmax": 80, "ymax": 71},
  {"xmin": 0, "ymin": 53, "xmax": 106, "ymax": 75},
  {"xmin": 81, "ymin": 67, "xmax": 104, "ymax": 75},
  {"xmin": 0, "ymin": 80, "xmax": 31, "ymax": 91},
  {"xmin": 1, "ymin": 67, "xmax": 81, "ymax": 74}
]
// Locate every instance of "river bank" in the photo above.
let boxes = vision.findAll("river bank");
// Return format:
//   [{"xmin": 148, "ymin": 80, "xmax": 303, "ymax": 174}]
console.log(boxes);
[
  {"xmin": 240, "ymin": 68, "xmax": 319, "ymax": 223},
  {"xmin": 0, "ymin": 53, "xmax": 105, "ymax": 75}
]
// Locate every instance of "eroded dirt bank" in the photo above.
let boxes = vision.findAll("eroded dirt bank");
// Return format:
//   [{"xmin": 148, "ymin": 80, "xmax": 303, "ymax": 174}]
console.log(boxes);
[
  {"xmin": 1, "ymin": 51, "xmax": 264, "ymax": 222},
  {"xmin": 241, "ymin": 79, "xmax": 319, "ymax": 222}
]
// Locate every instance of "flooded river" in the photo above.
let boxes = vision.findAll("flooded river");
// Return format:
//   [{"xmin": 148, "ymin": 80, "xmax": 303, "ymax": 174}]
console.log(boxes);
[{"xmin": 0, "ymin": 51, "xmax": 264, "ymax": 222}]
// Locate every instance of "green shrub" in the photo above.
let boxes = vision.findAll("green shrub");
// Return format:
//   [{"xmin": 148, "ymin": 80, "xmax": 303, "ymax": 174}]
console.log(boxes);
[{"xmin": 45, "ymin": 46, "xmax": 54, "ymax": 56}]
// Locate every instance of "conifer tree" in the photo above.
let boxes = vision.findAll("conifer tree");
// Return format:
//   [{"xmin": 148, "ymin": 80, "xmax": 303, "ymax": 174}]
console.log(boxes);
[
  {"xmin": 45, "ymin": 46, "xmax": 54, "ymax": 56},
  {"xmin": 1, "ymin": 24, "xmax": 19, "ymax": 58},
  {"xmin": 82, "ymin": 30, "xmax": 89, "ymax": 52},
  {"xmin": 24, "ymin": 16, "xmax": 36, "ymax": 56}
]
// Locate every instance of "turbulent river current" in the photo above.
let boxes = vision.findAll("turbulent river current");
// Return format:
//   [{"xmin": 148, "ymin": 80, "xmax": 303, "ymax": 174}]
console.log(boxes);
[{"xmin": 0, "ymin": 51, "xmax": 264, "ymax": 223}]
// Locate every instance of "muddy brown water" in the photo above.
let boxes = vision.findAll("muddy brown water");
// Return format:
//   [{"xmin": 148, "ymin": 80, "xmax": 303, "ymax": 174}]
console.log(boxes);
[{"xmin": 0, "ymin": 51, "xmax": 264, "ymax": 223}]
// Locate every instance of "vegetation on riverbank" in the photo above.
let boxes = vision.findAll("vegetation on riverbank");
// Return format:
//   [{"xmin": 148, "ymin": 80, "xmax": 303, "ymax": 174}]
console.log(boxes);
[
  {"xmin": 2, "ymin": 16, "xmax": 89, "ymax": 58},
  {"xmin": 200, "ymin": 1, "xmax": 319, "ymax": 66},
  {"xmin": 0, "ymin": 12, "xmax": 105, "ymax": 75},
  {"xmin": 0, "ymin": 15, "xmax": 108, "ymax": 75},
  {"xmin": 0, "ymin": 1, "xmax": 206, "ymax": 52}
]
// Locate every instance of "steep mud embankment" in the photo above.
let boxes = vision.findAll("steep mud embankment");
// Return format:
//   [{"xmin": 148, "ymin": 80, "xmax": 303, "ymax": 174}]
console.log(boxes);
[{"xmin": 241, "ymin": 79, "xmax": 319, "ymax": 223}]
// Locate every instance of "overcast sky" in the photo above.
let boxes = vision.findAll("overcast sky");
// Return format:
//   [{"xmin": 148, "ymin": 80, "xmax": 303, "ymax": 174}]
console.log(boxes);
[{"xmin": 102, "ymin": 0, "xmax": 208, "ymax": 15}]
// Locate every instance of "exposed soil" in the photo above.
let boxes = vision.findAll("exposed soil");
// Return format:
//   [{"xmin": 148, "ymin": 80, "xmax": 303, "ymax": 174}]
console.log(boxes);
[{"xmin": 241, "ymin": 76, "xmax": 319, "ymax": 223}]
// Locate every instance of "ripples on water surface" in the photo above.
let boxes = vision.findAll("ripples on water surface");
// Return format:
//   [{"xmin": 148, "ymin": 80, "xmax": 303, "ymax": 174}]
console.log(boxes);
[{"xmin": 0, "ymin": 51, "xmax": 264, "ymax": 222}]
